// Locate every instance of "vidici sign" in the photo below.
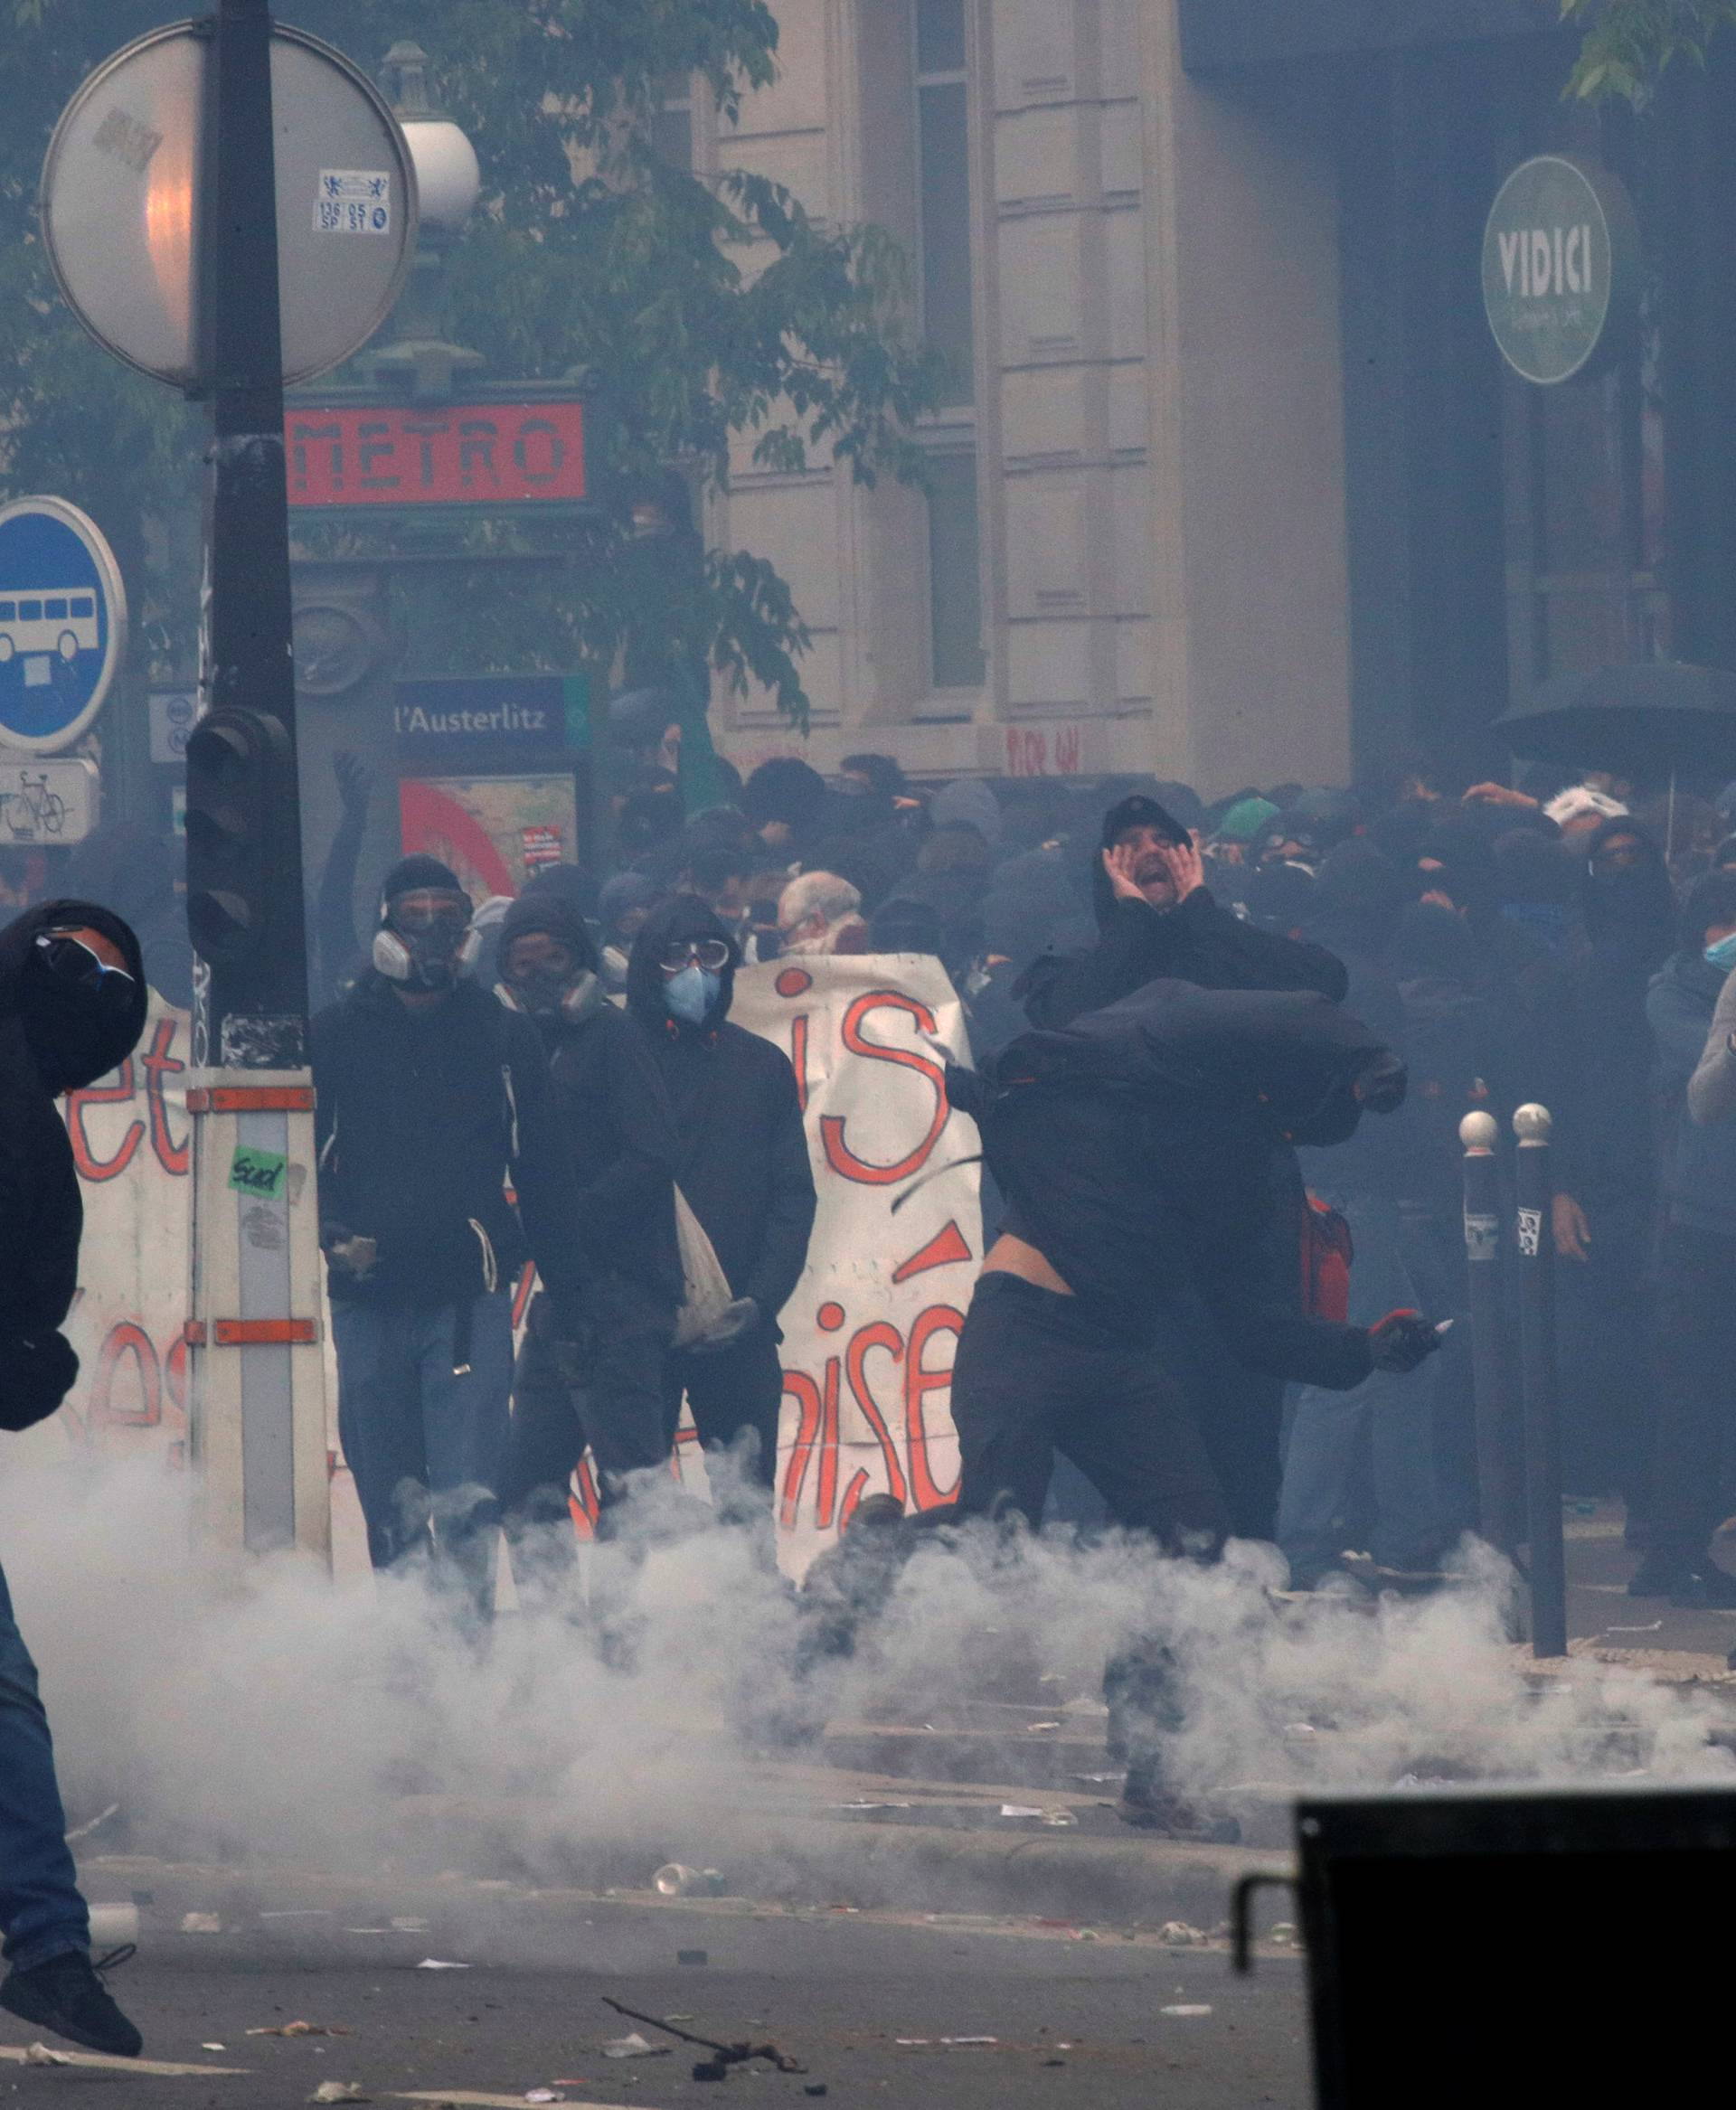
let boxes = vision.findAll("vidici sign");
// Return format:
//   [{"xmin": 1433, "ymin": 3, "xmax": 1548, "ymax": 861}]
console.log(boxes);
[
  {"xmin": 287, "ymin": 401, "xmax": 588, "ymax": 506},
  {"xmin": 1482, "ymin": 155, "xmax": 1638, "ymax": 385}
]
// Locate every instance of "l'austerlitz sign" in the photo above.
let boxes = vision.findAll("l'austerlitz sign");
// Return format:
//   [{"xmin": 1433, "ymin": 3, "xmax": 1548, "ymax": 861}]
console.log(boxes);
[
  {"xmin": 1482, "ymin": 155, "xmax": 1639, "ymax": 386},
  {"xmin": 286, "ymin": 400, "xmax": 589, "ymax": 506}
]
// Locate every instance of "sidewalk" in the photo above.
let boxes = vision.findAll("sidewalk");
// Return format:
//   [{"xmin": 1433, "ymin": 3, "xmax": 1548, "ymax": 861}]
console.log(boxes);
[{"xmin": 1562, "ymin": 1502, "xmax": 1736, "ymax": 1684}]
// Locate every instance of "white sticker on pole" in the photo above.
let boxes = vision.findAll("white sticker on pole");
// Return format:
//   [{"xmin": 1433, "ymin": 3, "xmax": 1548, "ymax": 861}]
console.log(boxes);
[{"xmin": 314, "ymin": 169, "xmax": 392, "ymax": 235}]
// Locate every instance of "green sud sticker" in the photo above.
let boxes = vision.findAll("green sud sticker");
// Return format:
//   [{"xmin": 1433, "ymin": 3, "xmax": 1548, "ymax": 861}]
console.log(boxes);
[{"xmin": 228, "ymin": 1145, "xmax": 288, "ymax": 1200}]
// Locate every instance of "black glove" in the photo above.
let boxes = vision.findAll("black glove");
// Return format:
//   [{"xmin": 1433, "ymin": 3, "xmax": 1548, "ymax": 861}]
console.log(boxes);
[
  {"xmin": 0, "ymin": 1333, "xmax": 80, "ymax": 1432},
  {"xmin": 690, "ymin": 1296, "xmax": 760, "ymax": 1356},
  {"xmin": 1367, "ymin": 1310, "xmax": 1441, "ymax": 1376}
]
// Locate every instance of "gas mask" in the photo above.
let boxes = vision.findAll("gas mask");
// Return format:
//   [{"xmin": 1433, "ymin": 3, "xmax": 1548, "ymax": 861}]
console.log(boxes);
[
  {"xmin": 510, "ymin": 966, "xmax": 602, "ymax": 1022},
  {"xmin": 373, "ymin": 903, "xmax": 480, "ymax": 992}
]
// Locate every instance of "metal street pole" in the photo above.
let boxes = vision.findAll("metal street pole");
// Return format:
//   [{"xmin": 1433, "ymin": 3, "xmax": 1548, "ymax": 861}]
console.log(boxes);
[
  {"xmin": 1459, "ymin": 1111, "xmax": 1517, "ymax": 1550},
  {"xmin": 1514, "ymin": 1103, "xmax": 1567, "ymax": 1658},
  {"xmin": 188, "ymin": 0, "xmax": 326, "ymax": 1560},
  {"xmin": 198, "ymin": 0, "xmax": 310, "ymax": 1058}
]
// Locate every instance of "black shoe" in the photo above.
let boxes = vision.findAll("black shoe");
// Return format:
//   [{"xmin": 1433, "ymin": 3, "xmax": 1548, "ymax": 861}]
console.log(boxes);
[
  {"xmin": 0, "ymin": 1945, "xmax": 142, "ymax": 2058},
  {"xmin": 1627, "ymin": 1555, "xmax": 1690, "ymax": 1598},
  {"xmin": 1670, "ymin": 1567, "xmax": 1736, "ymax": 1611}
]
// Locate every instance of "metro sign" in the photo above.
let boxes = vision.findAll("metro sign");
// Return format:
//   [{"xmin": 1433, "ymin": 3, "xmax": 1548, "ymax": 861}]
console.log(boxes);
[{"xmin": 286, "ymin": 400, "xmax": 588, "ymax": 507}]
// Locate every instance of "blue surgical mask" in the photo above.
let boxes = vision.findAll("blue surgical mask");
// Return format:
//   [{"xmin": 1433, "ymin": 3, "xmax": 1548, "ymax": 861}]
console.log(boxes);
[
  {"xmin": 665, "ymin": 964, "xmax": 722, "ymax": 1025},
  {"xmin": 1705, "ymin": 931, "xmax": 1736, "ymax": 973}
]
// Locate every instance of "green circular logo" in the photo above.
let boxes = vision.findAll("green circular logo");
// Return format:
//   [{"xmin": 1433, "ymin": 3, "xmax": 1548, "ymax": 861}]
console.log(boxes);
[{"xmin": 1482, "ymin": 155, "xmax": 1638, "ymax": 385}]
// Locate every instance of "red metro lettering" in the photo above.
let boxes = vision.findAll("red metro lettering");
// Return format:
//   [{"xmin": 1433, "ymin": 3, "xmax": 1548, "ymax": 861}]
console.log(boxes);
[{"xmin": 819, "ymin": 993, "xmax": 949, "ymax": 1186}]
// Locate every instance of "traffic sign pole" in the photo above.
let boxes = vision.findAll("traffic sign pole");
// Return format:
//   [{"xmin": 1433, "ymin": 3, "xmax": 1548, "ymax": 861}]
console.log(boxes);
[{"xmin": 188, "ymin": 0, "xmax": 325, "ymax": 1561}]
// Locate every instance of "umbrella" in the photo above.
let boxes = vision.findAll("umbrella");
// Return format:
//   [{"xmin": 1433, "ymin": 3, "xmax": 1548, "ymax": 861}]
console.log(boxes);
[{"xmin": 1493, "ymin": 662, "xmax": 1736, "ymax": 781}]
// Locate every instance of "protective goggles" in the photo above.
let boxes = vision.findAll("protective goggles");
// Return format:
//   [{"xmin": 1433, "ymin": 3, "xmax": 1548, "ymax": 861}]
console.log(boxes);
[
  {"xmin": 390, "ymin": 895, "xmax": 471, "ymax": 935},
  {"xmin": 35, "ymin": 932, "xmax": 137, "ymax": 1006},
  {"xmin": 658, "ymin": 937, "xmax": 731, "ymax": 974}
]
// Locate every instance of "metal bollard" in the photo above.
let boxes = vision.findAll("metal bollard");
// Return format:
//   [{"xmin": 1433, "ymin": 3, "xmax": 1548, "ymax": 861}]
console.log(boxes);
[
  {"xmin": 1459, "ymin": 1111, "xmax": 1515, "ymax": 1550},
  {"xmin": 1513, "ymin": 1105, "xmax": 1567, "ymax": 1658}
]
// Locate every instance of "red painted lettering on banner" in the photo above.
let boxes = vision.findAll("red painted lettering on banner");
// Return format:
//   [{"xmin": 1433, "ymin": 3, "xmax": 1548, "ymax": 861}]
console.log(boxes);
[
  {"xmin": 140, "ymin": 1017, "xmax": 189, "ymax": 1175},
  {"xmin": 287, "ymin": 401, "xmax": 589, "ymax": 507},
  {"xmin": 90, "ymin": 1321, "xmax": 160, "ymax": 1428},
  {"xmin": 905, "ymin": 1305, "xmax": 964, "ymax": 1510},
  {"xmin": 820, "ymin": 994, "xmax": 949, "ymax": 1186},
  {"xmin": 790, "ymin": 1013, "xmax": 810, "ymax": 1115},
  {"xmin": 844, "ymin": 1322, "xmax": 910, "ymax": 1511},
  {"xmin": 779, "ymin": 1371, "xmax": 825, "ymax": 1528},
  {"xmin": 65, "ymin": 1062, "xmax": 143, "ymax": 1183}
]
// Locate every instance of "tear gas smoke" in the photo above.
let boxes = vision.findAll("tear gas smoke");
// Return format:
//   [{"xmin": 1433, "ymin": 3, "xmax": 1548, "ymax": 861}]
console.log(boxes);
[{"xmin": 3, "ymin": 1457, "xmax": 1728, "ymax": 1894}]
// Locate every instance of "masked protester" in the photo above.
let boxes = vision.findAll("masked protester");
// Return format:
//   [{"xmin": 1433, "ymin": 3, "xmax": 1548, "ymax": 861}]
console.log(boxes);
[
  {"xmin": 1019, "ymin": 795, "xmax": 1347, "ymax": 1031},
  {"xmin": 946, "ymin": 983, "xmax": 1437, "ymax": 1837},
  {"xmin": 1552, "ymin": 819, "xmax": 1675, "ymax": 1521},
  {"xmin": 1634, "ymin": 871, "xmax": 1736, "ymax": 1605},
  {"xmin": 0, "ymin": 901, "xmax": 146, "ymax": 2059},
  {"xmin": 493, "ymin": 892, "xmax": 683, "ymax": 1606},
  {"xmin": 311, "ymin": 857, "xmax": 590, "ymax": 1621},
  {"xmin": 626, "ymin": 897, "xmax": 816, "ymax": 1531}
]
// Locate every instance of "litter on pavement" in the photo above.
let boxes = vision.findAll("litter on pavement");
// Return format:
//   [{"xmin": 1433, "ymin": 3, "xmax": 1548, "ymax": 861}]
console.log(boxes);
[
  {"xmin": 249, "ymin": 2021, "xmax": 355, "ymax": 2037},
  {"xmin": 415, "ymin": 1958, "xmax": 471, "ymax": 1970},
  {"xmin": 602, "ymin": 2033, "xmax": 669, "ymax": 2060},
  {"xmin": 998, "ymin": 1804, "xmax": 1045, "ymax": 1818},
  {"xmin": 1161, "ymin": 2005, "xmax": 1213, "ymax": 2018},
  {"xmin": 601, "ymin": 1994, "xmax": 807, "ymax": 2078},
  {"xmin": 180, "ymin": 1910, "xmax": 222, "ymax": 1933},
  {"xmin": 25, "ymin": 2043, "xmax": 74, "ymax": 2066},
  {"xmin": 307, "ymin": 2086, "xmax": 370, "ymax": 2105},
  {"xmin": 1159, "ymin": 1921, "xmax": 1210, "ymax": 1945}
]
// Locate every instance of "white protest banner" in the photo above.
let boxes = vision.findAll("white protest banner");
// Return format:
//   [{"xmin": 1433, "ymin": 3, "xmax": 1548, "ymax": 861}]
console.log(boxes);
[
  {"xmin": 13, "ymin": 994, "xmax": 193, "ymax": 1469},
  {"xmin": 729, "ymin": 954, "xmax": 980, "ymax": 1577}
]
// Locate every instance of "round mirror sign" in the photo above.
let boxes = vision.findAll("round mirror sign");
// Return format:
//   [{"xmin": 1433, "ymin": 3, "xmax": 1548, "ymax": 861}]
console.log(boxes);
[{"xmin": 1482, "ymin": 155, "xmax": 1639, "ymax": 386}]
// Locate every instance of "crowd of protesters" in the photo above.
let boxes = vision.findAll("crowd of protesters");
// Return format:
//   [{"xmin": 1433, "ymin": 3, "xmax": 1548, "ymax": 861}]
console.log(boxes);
[{"xmin": 293, "ymin": 737, "xmax": 1736, "ymax": 1628}]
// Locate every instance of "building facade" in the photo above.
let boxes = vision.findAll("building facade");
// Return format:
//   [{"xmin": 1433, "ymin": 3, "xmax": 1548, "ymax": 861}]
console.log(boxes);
[{"xmin": 705, "ymin": 0, "xmax": 1736, "ymax": 796}]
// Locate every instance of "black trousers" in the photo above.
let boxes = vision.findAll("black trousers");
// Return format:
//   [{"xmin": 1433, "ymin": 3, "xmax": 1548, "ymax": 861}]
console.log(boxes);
[
  {"xmin": 662, "ymin": 1322, "xmax": 786, "ymax": 1517},
  {"xmin": 951, "ymin": 1275, "xmax": 1231, "ymax": 1551},
  {"xmin": 1650, "ymin": 1221, "xmax": 1736, "ymax": 1562},
  {"xmin": 500, "ymin": 1273, "xmax": 674, "ymax": 1550}
]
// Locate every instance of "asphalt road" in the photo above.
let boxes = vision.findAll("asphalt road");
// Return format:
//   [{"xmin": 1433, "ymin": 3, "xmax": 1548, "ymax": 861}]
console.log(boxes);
[{"xmin": 0, "ymin": 1898, "xmax": 1310, "ymax": 2110}]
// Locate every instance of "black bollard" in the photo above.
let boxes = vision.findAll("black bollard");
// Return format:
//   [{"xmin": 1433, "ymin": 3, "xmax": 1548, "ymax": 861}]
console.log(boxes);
[
  {"xmin": 1459, "ymin": 1111, "xmax": 1515, "ymax": 1550},
  {"xmin": 1513, "ymin": 1104, "xmax": 1567, "ymax": 1658}
]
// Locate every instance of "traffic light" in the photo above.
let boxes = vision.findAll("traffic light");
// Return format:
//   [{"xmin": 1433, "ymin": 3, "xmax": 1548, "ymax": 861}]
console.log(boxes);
[{"xmin": 184, "ymin": 705, "xmax": 295, "ymax": 968}]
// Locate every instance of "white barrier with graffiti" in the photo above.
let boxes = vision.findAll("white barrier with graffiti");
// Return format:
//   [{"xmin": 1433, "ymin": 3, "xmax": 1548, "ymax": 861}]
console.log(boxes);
[{"xmin": 22, "ymin": 962, "xmax": 981, "ymax": 1579}]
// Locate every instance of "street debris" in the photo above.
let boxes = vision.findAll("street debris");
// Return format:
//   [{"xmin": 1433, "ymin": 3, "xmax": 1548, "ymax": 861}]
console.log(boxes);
[
  {"xmin": 601, "ymin": 1994, "xmax": 807, "ymax": 2082},
  {"xmin": 676, "ymin": 1948, "xmax": 709, "ymax": 1966},
  {"xmin": 602, "ymin": 2033, "xmax": 669, "ymax": 2060},
  {"xmin": 831, "ymin": 1800, "xmax": 912, "ymax": 1813},
  {"xmin": 1042, "ymin": 1811, "xmax": 1077, "ymax": 1827},
  {"xmin": 1025, "ymin": 1720, "xmax": 1062, "ymax": 1732},
  {"xmin": 1161, "ymin": 2005, "xmax": 1213, "ymax": 2018},
  {"xmin": 1608, "ymin": 1621, "xmax": 1665, "ymax": 1634},
  {"xmin": 307, "ymin": 2086, "xmax": 370, "ymax": 2105},
  {"xmin": 203, "ymin": 2043, "xmax": 226, "ymax": 2052},
  {"xmin": 64, "ymin": 1802, "xmax": 121, "ymax": 1844},
  {"xmin": 1159, "ymin": 1921, "xmax": 1210, "ymax": 1946},
  {"xmin": 654, "ymin": 1863, "xmax": 726, "ymax": 1898},
  {"xmin": 25, "ymin": 2043, "xmax": 73, "ymax": 2066},
  {"xmin": 1072, "ymin": 1772, "xmax": 1122, "ymax": 1785},
  {"xmin": 180, "ymin": 1910, "xmax": 222, "ymax": 1934},
  {"xmin": 940, "ymin": 2036, "xmax": 997, "ymax": 2046},
  {"xmin": 392, "ymin": 1917, "xmax": 430, "ymax": 1932},
  {"xmin": 999, "ymin": 1804, "xmax": 1045, "ymax": 1819},
  {"xmin": 1269, "ymin": 1922, "xmax": 1298, "ymax": 1945},
  {"xmin": 248, "ymin": 2021, "xmax": 354, "ymax": 2037},
  {"xmin": 525, "ymin": 2091, "xmax": 563, "ymax": 2104},
  {"xmin": 415, "ymin": 1958, "xmax": 471, "ymax": 1970},
  {"xmin": 88, "ymin": 1901, "xmax": 140, "ymax": 1946}
]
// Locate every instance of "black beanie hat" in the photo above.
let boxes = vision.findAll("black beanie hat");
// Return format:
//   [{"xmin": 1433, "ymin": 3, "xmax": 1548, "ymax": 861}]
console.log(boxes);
[{"xmin": 380, "ymin": 855, "xmax": 468, "ymax": 921}]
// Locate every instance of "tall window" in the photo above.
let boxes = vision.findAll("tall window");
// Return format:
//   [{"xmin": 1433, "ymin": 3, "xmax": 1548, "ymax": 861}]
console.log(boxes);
[
  {"xmin": 912, "ymin": 0, "xmax": 985, "ymax": 695},
  {"xmin": 915, "ymin": 0, "xmax": 974, "ymax": 408},
  {"xmin": 646, "ymin": 71, "xmax": 695, "ymax": 171}
]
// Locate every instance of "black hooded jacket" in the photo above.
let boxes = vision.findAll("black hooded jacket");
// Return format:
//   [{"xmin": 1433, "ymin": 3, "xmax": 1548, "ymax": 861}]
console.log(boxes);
[
  {"xmin": 954, "ymin": 983, "xmax": 1398, "ymax": 1389},
  {"xmin": 0, "ymin": 901, "xmax": 148, "ymax": 1424},
  {"xmin": 1018, "ymin": 796, "xmax": 1348, "ymax": 1028},
  {"xmin": 496, "ymin": 892, "xmax": 683, "ymax": 1307},
  {"xmin": 626, "ymin": 896, "xmax": 816, "ymax": 1326},
  {"xmin": 311, "ymin": 967, "xmax": 588, "ymax": 1323}
]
